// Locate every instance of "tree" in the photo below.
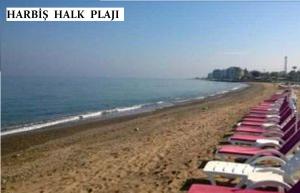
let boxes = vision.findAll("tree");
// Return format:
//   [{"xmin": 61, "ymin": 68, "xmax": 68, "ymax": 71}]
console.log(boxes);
[
  {"xmin": 296, "ymin": 71, "xmax": 300, "ymax": 82},
  {"xmin": 250, "ymin": 70, "xmax": 261, "ymax": 79},
  {"xmin": 270, "ymin": 72, "xmax": 279, "ymax": 82}
]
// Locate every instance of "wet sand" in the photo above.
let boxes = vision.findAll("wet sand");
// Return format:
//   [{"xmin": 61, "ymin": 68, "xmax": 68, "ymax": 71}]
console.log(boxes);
[{"xmin": 1, "ymin": 83, "xmax": 280, "ymax": 193}]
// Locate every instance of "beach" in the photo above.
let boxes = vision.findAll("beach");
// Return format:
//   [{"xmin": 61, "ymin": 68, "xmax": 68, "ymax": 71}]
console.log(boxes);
[{"xmin": 1, "ymin": 82, "xmax": 282, "ymax": 193}]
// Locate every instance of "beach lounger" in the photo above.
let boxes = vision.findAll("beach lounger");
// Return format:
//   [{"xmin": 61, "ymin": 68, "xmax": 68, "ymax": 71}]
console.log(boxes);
[
  {"xmin": 239, "ymin": 118, "xmax": 289, "ymax": 129},
  {"xmin": 248, "ymin": 104, "xmax": 290, "ymax": 115},
  {"xmin": 203, "ymin": 147, "xmax": 300, "ymax": 187},
  {"xmin": 234, "ymin": 116, "xmax": 296, "ymax": 135},
  {"xmin": 243, "ymin": 117, "xmax": 280, "ymax": 123},
  {"xmin": 238, "ymin": 120, "xmax": 287, "ymax": 129},
  {"xmin": 250, "ymin": 107, "xmax": 281, "ymax": 112},
  {"xmin": 244, "ymin": 115, "xmax": 281, "ymax": 122},
  {"xmin": 237, "ymin": 114, "xmax": 293, "ymax": 132},
  {"xmin": 247, "ymin": 105, "xmax": 291, "ymax": 118},
  {"xmin": 242, "ymin": 107, "xmax": 290, "ymax": 123},
  {"xmin": 215, "ymin": 127, "xmax": 300, "ymax": 162},
  {"xmin": 240, "ymin": 108, "xmax": 293, "ymax": 127},
  {"xmin": 228, "ymin": 131, "xmax": 295, "ymax": 146},
  {"xmin": 249, "ymin": 98, "xmax": 292, "ymax": 114},
  {"xmin": 234, "ymin": 101, "xmax": 295, "ymax": 136},
  {"xmin": 250, "ymin": 102, "xmax": 285, "ymax": 107},
  {"xmin": 229, "ymin": 117, "xmax": 297, "ymax": 145},
  {"xmin": 250, "ymin": 101, "xmax": 287, "ymax": 110},
  {"xmin": 188, "ymin": 180, "xmax": 300, "ymax": 193},
  {"xmin": 243, "ymin": 114, "xmax": 285, "ymax": 124}
]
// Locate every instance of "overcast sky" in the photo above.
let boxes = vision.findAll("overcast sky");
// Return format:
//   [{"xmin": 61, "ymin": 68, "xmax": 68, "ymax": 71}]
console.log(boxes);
[{"xmin": 1, "ymin": 0, "xmax": 300, "ymax": 78}]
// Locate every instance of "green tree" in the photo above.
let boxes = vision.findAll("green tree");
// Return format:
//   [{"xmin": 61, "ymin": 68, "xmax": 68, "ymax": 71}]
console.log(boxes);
[
  {"xmin": 270, "ymin": 72, "xmax": 279, "ymax": 82},
  {"xmin": 250, "ymin": 70, "xmax": 261, "ymax": 79}
]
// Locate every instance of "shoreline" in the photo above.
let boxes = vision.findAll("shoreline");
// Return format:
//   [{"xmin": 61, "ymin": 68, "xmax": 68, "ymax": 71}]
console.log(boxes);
[
  {"xmin": 2, "ymin": 82, "xmax": 280, "ymax": 193},
  {"xmin": 1, "ymin": 83, "xmax": 249, "ymax": 155}
]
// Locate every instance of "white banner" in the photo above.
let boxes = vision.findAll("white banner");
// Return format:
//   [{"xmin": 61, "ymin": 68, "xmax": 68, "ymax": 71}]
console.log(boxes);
[{"xmin": 6, "ymin": 7, "xmax": 124, "ymax": 22}]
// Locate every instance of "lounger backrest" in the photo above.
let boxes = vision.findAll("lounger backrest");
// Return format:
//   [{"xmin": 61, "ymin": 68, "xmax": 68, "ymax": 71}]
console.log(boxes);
[
  {"xmin": 279, "ymin": 100, "xmax": 289, "ymax": 111},
  {"xmin": 282, "ymin": 117, "xmax": 296, "ymax": 141},
  {"xmin": 280, "ymin": 101, "xmax": 292, "ymax": 113},
  {"xmin": 280, "ymin": 108, "xmax": 293, "ymax": 124},
  {"xmin": 283, "ymin": 124, "xmax": 297, "ymax": 141},
  {"xmin": 282, "ymin": 116, "xmax": 296, "ymax": 132},
  {"xmin": 279, "ymin": 102, "xmax": 292, "ymax": 115},
  {"xmin": 288, "ymin": 181, "xmax": 300, "ymax": 193},
  {"xmin": 280, "ymin": 126, "xmax": 300, "ymax": 155}
]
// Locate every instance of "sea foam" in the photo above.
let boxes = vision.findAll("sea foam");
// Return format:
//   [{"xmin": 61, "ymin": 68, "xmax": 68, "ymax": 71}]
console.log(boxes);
[{"xmin": 1, "ymin": 104, "xmax": 145, "ymax": 136}]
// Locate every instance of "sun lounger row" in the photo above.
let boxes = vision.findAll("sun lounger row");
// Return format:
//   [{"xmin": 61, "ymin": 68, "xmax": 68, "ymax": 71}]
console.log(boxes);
[{"xmin": 188, "ymin": 89, "xmax": 300, "ymax": 193}]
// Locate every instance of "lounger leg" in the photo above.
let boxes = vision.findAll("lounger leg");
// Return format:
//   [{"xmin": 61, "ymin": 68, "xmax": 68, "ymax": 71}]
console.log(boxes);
[
  {"xmin": 236, "ymin": 177, "xmax": 247, "ymax": 188},
  {"xmin": 278, "ymin": 186, "xmax": 285, "ymax": 193},
  {"xmin": 215, "ymin": 153, "xmax": 225, "ymax": 161},
  {"xmin": 208, "ymin": 174, "xmax": 216, "ymax": 185}
]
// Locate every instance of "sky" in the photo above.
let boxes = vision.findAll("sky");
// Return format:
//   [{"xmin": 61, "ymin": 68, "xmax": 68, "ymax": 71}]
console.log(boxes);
[{"xmin": 1, "ymin": 0, "xmax": 300, "ymax": 78}]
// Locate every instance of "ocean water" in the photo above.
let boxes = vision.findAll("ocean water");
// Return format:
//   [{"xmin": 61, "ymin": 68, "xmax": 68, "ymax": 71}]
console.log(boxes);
[{"xmin": 1, "ymin": 76, "xmax": 247, "ymax": 135}]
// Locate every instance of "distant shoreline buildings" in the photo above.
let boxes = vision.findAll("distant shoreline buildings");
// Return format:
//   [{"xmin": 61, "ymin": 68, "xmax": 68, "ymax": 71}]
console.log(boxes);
[
  {"xmin": 205, "ymin": 57, "xmax": 299, "ymax": 82},
  {"xmin": 207, "ymin": 67, "xmax": 245, "ymax": 82},
  {"xmin": 206, "ymin": 66, "xmax": 300, "ymax": 82}
]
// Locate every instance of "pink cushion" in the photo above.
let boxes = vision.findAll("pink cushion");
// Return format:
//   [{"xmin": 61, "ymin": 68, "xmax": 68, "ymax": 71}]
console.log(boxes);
[
  {"xmin": 252, "ymin": 110, "xmax": 272, "ymax": 112},
  {"xmin": 235, "ymin": 126, "xmax": 266, "ymax": 133},
  {"xmin": 248, "ymin": 112, "xmax": 277, "ymax": 116},
  {"xmin": 230, "ymin": 134, "xmax": 265, "ymax": 142},
  {"xmin": 188, "ymin": 184, "xmax": 278, "ymax": 193},
  {"xmin": 242, "ymin": 118, "xmax": 271, "ymax": 122},
  {"xmin": 241, "ymin": 121, "xmax": 268, "ymax": 126},
  {"xmin": 245, "ymin": 115, "xmax": 269, "ymax": 118},
  {"xmin": 251, "ymin": 107, "xmax": 273, "ymax": 110},
  {"xmin": 246, "ymin": 114, "xmax": 276, "ymax": 119},
  {"xmin": 218, "ymin": 145, "xmax": 262, "ymax": 156}
]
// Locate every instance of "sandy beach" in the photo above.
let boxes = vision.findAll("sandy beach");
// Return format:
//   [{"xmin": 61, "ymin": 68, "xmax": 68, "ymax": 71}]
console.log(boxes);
[{"xmin": 1, "ymin": 83, "xmax": 284, "ymax": 193}]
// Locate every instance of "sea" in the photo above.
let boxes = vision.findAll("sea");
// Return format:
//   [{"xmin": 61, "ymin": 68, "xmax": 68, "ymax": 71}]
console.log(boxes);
[{"xmin": 1, "ymin": 76, "xmax": 247, "ymax": 135}]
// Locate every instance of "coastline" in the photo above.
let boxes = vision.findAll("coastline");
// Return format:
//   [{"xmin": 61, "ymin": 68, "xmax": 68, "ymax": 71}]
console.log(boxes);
[
  {"xmin": 2, "ymin": 83, "xmax": 248, "ymax": 155},
  {"xmin": 1, "ymin": 81, "xmax": 247, "ymax": 137},
  {"xmin": 2, "ymin": 82, "xmax": 279, "ymax": 193}
]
